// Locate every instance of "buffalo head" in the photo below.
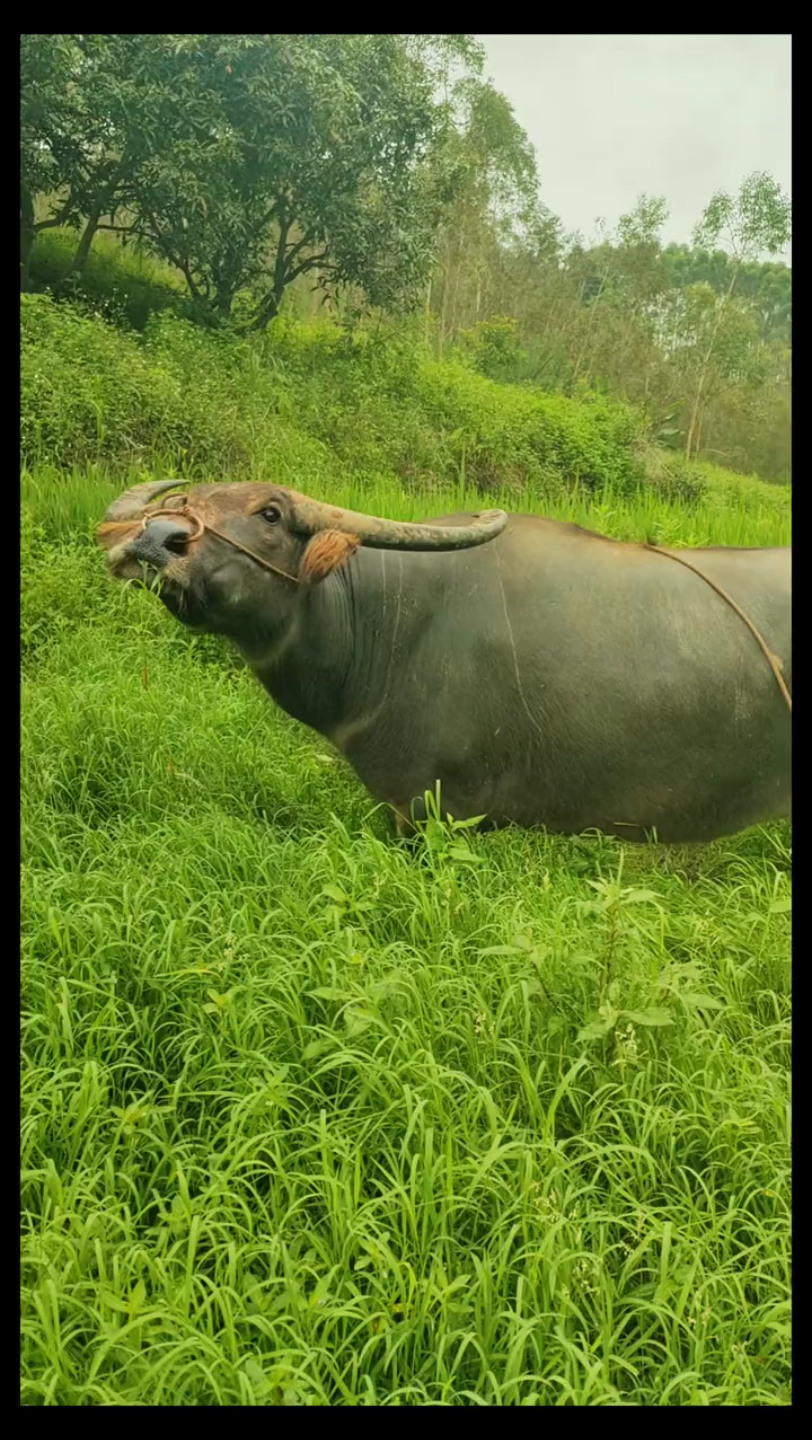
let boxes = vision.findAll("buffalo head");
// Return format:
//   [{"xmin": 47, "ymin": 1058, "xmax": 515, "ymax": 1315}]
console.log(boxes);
[{"xmin": 97, "ymin": 478, "xmax": 507, "ymax": 639}]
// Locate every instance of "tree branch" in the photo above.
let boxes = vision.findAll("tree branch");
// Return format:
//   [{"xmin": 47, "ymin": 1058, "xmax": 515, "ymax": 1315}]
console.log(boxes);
[
  {"xmin": 259, "ymin": 191, "xmax": 293, "ymax": 231},
  {"xmin": 32, "ymin": 194, "xmax": 75, "ymax": 234},
  {"xmin": 287, "ymin": 250, "xmax": 331, "ymax": 285},
  {"xmin": 94, "ymin": 222, "xmax": 138, "ymax": 235},
  {"xmin": 33, "ymin": 213, "xmax": 72, "ymax": 234},
  {"xmin": 283, "ymin": 232, "xmax": 315, "ymax": 266},
  {"xmin": 250, "ymin": 213, "xmax": 293, "ymax": 330},
  {"xmin": 136, "ymin": 207, "xmax": 206, "ymax": 302},
  {"xmin": 176, "ymin": 254, "xmax": 203, "ymax": 302}
]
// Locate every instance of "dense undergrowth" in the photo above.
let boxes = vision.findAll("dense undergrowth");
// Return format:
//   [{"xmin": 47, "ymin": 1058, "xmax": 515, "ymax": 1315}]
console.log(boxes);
[{"xmin": 25, "ymin": 232, "xmax": 789, "ymax": 516}]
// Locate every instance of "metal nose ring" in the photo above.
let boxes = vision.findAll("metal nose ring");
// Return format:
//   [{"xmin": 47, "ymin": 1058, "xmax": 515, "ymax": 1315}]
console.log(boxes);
[{"xmin": 140, "ymin": 508, "xmax": 204, "ymax": 542}]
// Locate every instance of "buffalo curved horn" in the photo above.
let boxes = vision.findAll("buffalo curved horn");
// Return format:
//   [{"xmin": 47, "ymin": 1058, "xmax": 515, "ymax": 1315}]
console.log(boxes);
[
  {"xmin": 291, "ymin": 496, "xmax": 508, "ymax": 551},
  {"xmin": 103, "ymin": 478, "xmax": 188, "ymax": 523}
]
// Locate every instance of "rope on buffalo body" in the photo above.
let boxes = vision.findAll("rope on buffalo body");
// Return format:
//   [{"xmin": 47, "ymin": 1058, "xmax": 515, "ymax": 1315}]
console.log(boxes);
[{"xmin": 644, "ymin": 543, "xmax": 791, "ymax": 715}]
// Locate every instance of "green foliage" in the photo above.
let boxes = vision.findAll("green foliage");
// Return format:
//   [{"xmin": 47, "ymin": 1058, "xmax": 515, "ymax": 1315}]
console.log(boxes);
[
  {"xmin": 635, "ymin": 449, "xmax": 709, "ymax": 507},
  {"xmin": 459, "ymin": 317, "xmax": 525, "ymax": 380},
  {"xmin": 663, "ymin": 175, "xmax": 793, "ymax": 467},
  {"xmin": 693, "ymin": 171, "xmax": 792, "ymax": 263},
  {"xmin": 20, "ymin": 36, "xmax": 75, "ymax": 202},
  {"xmin": 21, "ymin": 293, "xmax": 248, "ymax": 475},
  {"xmin": 20, "ymin": 35, "xmax": 213, "ymax": 286},
  {"xmin": 415, "ymin": 359, "xmax": 648, "ymax": 495},
  {"xmin": 20, "ymin": 33, "xmax": 78, "ymax": 282},
  {"xmin": 662, "ymin": 245, "xmax": 791, "ymax": 346},
  {"xmin": 22, "ymin": 34, "xmax": 484, "ymax": 324},
  {"xmin": 29, "ymin": 228, "xmax": 189, "ymax": 330},
  {"xmin": 431, "ymin": 180, "xmax": 791, "ymax": 482},
  {"xmin": 23, "ymin": 291, "xmax": 792, "ymax": 523},
  {"xmin": 440, "ymin": 77, "xmax": 546, "ymax": 249},
  {"xmin": 18, "ymin": 291, "xmax": 639, "ymax": 498}
]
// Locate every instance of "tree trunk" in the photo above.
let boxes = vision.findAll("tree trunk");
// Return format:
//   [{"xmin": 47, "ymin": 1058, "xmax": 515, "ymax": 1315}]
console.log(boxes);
[
  {"xmin": 449, "ymin": 230, "xmax": 463, "ymax": 338},
  {"xmin": 253, "ymin": 291, "xmax": 280, "ymax": 330},
  {"xmin": 252, "ymin": 216, "xmax": 290, "ymax": 331},
  {"xmin": 213, "ymin": 288, "xmax": 235, "ymax": 320},
  {"xmin": 572, "ymin": 265, "xmax": 610, "ymax": 385},
  {"xmin": 694, "ymin": 409, "xmax": 704, "ymax": 458},
  {"xmin": 684, "ymin": 390, "xmax": 701, "ymax": 462},
  {"xmin": 21, "ymin": 185, "xmax": 76, "ymax": 290},
  {"xmin": 20, "ymin": 218, "xmax": 34, "ymax": 292},
  {"xmin": 70, "ymin": 214, "xmax": 100, "ymax": 275},
  {"xmin": 685, "ymin": 264, "xmax": 742, "ymax": 460},
  {"xmin": 20, "ymin": 189, "xmax": 35, "ymax": 291},
  {"xmin": 438, "ymin": 233, "xmax": 453, "ymax": 357}
]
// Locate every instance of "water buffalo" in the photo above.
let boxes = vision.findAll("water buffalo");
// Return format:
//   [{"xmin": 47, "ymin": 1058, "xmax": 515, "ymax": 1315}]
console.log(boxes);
[{"xmin": 98, "ymin": 479, "xmax": 791, "ymax": 843}]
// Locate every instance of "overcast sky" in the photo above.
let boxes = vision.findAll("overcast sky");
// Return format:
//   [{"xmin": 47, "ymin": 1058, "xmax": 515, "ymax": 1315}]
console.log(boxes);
[{"xmin": 475, "ymin": 35, "xmax": 791, "ymax": 260}]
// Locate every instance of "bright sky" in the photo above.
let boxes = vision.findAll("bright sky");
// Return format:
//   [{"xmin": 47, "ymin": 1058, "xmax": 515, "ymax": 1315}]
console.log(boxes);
[{"xmin": 475, "ymin": 35, "xmax": 792, "ymax": 260}]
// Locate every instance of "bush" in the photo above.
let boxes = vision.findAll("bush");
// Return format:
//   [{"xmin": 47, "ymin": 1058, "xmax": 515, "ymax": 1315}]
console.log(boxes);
[
  {"xmin": 413, "ymin": 360, "xmax": 646, "ymax": 496},
  {"xmin": 636, "ymin": 448, "xmax": 709, "ymax": 506},
  {"xmin": 29, "ymin": 227, "xmax": 189, "ymax": 331},
  {"xmin": 22, "ymin": 294, "xmax": 240, "ymax": 474},
  {"xmin": 22, "ymin": 290, "xmax": 783, "ymax": 517},
  {"xmin": 458, "ymin": 316, "xmax": 526, "ymax": 380}
]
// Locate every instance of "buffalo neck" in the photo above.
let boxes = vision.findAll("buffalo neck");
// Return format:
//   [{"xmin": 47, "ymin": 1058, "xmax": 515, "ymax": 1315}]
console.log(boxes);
[
  {"xmin": 242, "ymin": 546, "xmax": 446, "ymax": 740},
  {"xmin": 240, "ymin": 560, "xmax": 361, "ymax": 734}
]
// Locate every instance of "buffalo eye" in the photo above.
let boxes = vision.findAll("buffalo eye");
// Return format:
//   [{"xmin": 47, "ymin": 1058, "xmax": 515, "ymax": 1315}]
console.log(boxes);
[{"xmin": 260, "ymin": 505, "xmax": 282, "ymax": 526}]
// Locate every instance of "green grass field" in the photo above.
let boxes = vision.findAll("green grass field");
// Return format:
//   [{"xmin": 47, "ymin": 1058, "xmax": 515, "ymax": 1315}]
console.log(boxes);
[{"xmin": 21, "ymin": 463, "xmax": 791, "ymax": 1405}]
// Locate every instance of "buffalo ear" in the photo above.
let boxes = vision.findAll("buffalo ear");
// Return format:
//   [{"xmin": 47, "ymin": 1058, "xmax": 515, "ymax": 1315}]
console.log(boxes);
[{"xmin": 300, "ymin": 530, "xmax": 360, "ymax": 584}]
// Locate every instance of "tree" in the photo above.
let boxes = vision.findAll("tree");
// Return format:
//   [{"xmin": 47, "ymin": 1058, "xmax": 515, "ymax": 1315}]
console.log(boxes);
[
  {"xmin": 130, "ymin": 34, "xmax": 480, "ymax": 327},
  {"xmin": 682, "ymin": 171, "xmax": 791, "ymax": 459},
  {"xmin": 661, "ymin": 245, "xmax": 791, "ymax": 346},
  {"xmin": 20, "ymin": 34, "xmax": 79, "ymax": 288},
  {"xmin": 20, "ymin": 34, "xmax": 211, "ymax": 288},
  {"xmin": 21, "ymin": 39, "xmax": 791, "ymax": 482},
  {"xmin": 566, "ymin": 197, "xmax": 669, "ymax": 391},
  {"xmin": 429, "ymin": 76, "xmax": 553, "ymax": 349}
]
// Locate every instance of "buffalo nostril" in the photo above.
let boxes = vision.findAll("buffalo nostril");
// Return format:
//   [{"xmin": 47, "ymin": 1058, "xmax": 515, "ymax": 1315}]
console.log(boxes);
[{"xmin": 131, "ymin": 518, "xmax": 194, "ymax": 562}]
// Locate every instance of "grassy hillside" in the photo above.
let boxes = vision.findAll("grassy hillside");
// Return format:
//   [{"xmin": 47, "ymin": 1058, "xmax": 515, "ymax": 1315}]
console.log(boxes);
[{"xmin": 20, "ymin": 281, "xmax": 791, "ymax": 1405}]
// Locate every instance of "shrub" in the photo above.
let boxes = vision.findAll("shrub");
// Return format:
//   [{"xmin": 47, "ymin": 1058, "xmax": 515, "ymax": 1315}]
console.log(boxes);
[
  {"xmin": 22, "ymin": 291, "xmax": 783, "ymax": 517},
  {"xmin": 458, "ymin": 315, "xmax": 526, "ymax": 380},
  {"xmin": 29, "ymin": 227, "xmax": 188, "ymax": 331}
]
